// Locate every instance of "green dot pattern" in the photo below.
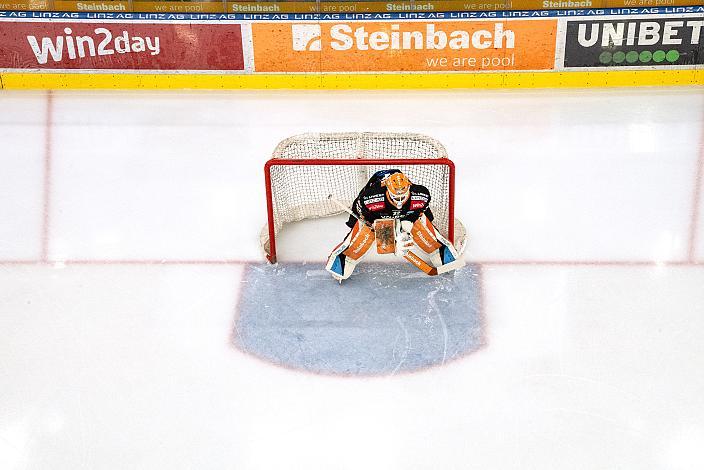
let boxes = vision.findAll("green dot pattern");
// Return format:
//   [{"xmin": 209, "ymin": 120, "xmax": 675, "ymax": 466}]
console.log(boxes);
[
  {"xmin": 626, "ymin": 51, "xmax": 639, "ymax": 64},
  {"xmin": 612, "ymin": 51, "xmax": 626, "ymax": 64},
  {"xmin": 598, "ymin": 49, "xmax": 681, "ymax": 65}
]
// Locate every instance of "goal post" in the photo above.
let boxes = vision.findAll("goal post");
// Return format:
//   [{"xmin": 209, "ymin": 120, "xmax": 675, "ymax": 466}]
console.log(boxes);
[{"xmin": 261, "ymin": 133, "xmax": 465, "ymax": 264}]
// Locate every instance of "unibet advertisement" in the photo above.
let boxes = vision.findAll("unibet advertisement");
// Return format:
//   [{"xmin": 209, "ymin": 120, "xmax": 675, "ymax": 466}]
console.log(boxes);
[
  {"xmin": 252, "ymin": 20, "xmax": 557, "ymax": 72},
  {"xmin": 0, "ymin": 21, "xmax": 245, "ymax": 70},
  {"xmin": 564, "ymin": 18, "xmax": 704, "ymax": 67}
]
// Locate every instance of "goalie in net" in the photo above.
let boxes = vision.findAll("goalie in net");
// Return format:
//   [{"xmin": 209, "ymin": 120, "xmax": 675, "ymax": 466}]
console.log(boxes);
[{"xmin": 326, "ymin": 169, "xmax": 460, "ymax": 281}]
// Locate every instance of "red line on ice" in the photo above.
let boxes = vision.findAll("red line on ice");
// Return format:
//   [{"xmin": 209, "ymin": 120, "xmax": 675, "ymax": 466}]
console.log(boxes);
[
  {"xmin": 688, "ymin": 115, "xmax": 704, "ymax": 262},
  {"xmin": 477, "ymin": 260, "xmax": 703, "ymax": 267},
  {"xmin": 63, "ymin": 259, "xmax": 248, "ymax": 265},
  {"xmin": 1, "ymin": 259, "xmax": 703, "ymax": 267},
  {"xmin": 40, "ymin": 91, "xmax": 53, "ymax": 263}
]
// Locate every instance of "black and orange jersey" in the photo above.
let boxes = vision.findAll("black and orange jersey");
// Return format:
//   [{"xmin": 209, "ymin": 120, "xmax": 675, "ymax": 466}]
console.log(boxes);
[{"xmin": 346, "ymin": 170, "xmax": 433, "ymax": 228}]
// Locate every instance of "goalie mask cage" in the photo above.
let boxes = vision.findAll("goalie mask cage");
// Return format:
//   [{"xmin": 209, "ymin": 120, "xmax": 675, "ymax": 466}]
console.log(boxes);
[{"xmin": 262, "ymin": 132, "xmax": 466, "ymax": 263}]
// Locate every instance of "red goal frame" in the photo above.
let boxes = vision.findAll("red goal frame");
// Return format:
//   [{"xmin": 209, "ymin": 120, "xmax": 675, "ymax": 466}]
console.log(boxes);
[{"xmin": 264, "ymin": 158, "xmax": 456, "ymax": 264}]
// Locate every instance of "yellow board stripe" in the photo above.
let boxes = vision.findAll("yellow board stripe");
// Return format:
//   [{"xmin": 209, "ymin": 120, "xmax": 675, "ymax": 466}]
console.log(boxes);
[{"xmin": 1, "ymin": 70, "xmax": 702, "ymax": 90}]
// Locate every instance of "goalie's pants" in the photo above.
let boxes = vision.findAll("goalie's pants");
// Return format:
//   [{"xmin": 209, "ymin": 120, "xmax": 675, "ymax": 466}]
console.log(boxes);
[{"xmin": 325, "ymin": 215, "xmax": 459, "ymax": 280}]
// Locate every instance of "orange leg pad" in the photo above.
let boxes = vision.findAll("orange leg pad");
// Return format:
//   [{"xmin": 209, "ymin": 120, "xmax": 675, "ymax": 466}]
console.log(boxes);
[
  {"xmin": 343, "ymin": 222, "xmax": 375, "ymax": 261},
  {"xmin": 412, "ymin": 217, "xmax": 442, "ymax": 253}
]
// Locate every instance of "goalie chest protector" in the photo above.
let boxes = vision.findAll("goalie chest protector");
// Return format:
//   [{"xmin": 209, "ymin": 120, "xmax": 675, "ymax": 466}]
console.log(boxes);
[{"xmin": 353, "ymin": 184, "xmax": 433, "ymax": 227}]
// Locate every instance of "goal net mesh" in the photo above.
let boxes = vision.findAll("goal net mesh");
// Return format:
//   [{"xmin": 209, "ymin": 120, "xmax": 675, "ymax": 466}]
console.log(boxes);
[{"xmin": 262, "ymin": 132, "xmax": 465, "ymax": 259}]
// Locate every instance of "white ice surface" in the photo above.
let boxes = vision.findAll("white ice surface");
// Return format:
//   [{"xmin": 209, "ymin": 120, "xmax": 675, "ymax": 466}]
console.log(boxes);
[
  {"xmin": 0, "ymin": 94, "xmax": 46, "ymax": 260},
  {"xmin": 1, "ymin": 88, "xmax": 704, "ymax": 470}
]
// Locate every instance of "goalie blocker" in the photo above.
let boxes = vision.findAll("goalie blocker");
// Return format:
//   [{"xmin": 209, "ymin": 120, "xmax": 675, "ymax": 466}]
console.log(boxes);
[{"xmin": 326, "ymin": 169, "xmax": 461, "ymax": 281}]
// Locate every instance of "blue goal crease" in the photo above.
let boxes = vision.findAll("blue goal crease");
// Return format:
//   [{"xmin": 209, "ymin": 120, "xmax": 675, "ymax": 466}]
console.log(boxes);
[{"xmin": 234, "ymin": 262, "xmax": 484, "ymax": 376}]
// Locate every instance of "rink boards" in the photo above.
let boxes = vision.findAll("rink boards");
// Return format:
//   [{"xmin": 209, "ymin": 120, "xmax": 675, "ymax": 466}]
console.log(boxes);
[{"xmin": 0, "ymin": 7, "xmax": 702, "ymax": 88}]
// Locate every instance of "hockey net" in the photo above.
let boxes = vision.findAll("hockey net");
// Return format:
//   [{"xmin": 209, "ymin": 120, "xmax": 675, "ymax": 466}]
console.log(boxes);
[{"xmin": 262, "ymin": 132, "xmax": 466, "ymax": 263}]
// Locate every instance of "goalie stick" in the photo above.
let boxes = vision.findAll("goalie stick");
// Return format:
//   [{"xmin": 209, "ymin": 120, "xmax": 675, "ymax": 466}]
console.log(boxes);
[{"xmin": 326, "ymin": 194, "xmax": 464, "ymax": 276}]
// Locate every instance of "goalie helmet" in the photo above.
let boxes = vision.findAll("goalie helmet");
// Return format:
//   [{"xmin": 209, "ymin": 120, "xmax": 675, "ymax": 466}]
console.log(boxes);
[{"xmin": 385, "ymin": 172, "xmax": 411, "ymax": 208}]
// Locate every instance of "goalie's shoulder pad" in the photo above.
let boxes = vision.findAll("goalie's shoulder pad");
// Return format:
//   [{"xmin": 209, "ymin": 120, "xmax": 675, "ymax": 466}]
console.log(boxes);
[
  {"xmin": 410, "ymin": 184, "xmax": 430, "ymax": 199},
  {"xmin": 360, "ymin": 187, "xmax": 387, "ymax": 212}
]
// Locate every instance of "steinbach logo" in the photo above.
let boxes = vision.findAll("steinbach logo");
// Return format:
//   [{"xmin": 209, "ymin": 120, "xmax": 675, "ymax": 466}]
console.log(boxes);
[
  {"xmin": 413, "ymin": 227, "xmax": 432, "ymax": 247},
  {"xmin": 290, "ymin": 23, "xmax": 515, "ymax": 52},
  {"xmin": 564, "ymin": 18, "xmax": 703, "ymax": 67},
  {"xmin": 27, "ymin": 27, "xmax": 160, "ymax": 65},
  {"xmin": 291, "ymin": 24, "xmax": 321, "ymax": 51},
  {"xmin": 351, "ymin": 230, "xmax": 371, "ymax": 254}
]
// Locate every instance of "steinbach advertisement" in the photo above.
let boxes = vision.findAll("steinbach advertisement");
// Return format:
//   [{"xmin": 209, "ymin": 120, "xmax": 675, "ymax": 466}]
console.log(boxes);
[
  {"xmin": 0, "ymin": 21, "xmax": 245, "ymax": 70},
  {"xmin": 251, "ymin": 20, "xmax": 558, "ymax": 72},
  {"xmin": 564, "ymin": 18, "xmax": 704, "ymax": 67}
]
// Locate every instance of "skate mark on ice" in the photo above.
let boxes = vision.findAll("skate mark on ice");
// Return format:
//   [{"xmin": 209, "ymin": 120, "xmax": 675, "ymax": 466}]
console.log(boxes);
[
  {"xmin": 427, "ymin": 289, "xmax": 449, "ymax": 366},
  {"xmin": 388, "ymin": 316, "xmax": 411, "ymax": 376}
]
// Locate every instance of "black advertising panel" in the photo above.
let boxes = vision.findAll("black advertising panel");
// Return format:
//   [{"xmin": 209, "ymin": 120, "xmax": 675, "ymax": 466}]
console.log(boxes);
[{"xmin": 564, "ymin": 18, "xmax": 704, "ymax": 67}]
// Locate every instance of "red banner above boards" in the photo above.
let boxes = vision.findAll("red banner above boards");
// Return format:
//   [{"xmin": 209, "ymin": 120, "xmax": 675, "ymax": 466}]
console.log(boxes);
[
  {"xmin": 0, "ymin": 22, "xmax": 244, "ymax": 70},
  {"xmin": 1, "ymin": 0, "xmax": 703, "ymax": 13}
]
